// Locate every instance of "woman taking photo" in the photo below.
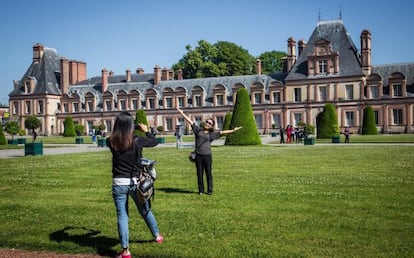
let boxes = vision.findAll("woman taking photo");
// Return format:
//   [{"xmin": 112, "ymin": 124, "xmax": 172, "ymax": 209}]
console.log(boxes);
[
  {"xmin": 107, "ymin": 111, "xmax": 163, "ymax": 258},
  {"xmin": 176, "ymin": 107, "xmax": 242, "ymax": 195}
]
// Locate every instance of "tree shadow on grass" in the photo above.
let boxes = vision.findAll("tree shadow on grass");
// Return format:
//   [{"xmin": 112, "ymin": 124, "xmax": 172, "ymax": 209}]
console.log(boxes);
[
  {"xmin": 157, "ymin": 187, "xmax": 195, "ymax": 194},
  {"xmin": 49, "ymin": 226, "xmax": 132, "ymax": 257}
]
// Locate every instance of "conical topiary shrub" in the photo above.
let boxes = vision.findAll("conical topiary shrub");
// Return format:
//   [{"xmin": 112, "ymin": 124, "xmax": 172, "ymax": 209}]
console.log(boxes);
[
  {"xmin": 317, "ymin": 103, "xmax": 338, "ymax": 139},
  {"xmin": 362, "ymin": 106, "xmax": 378, "ymax": 135},
  {"xmin": 225, "ymin": 88, "xmax": 261, "ymax": 145},
  {"xmin": 135, "ymin": 110, "xmax": 148, "ymax": 137}
]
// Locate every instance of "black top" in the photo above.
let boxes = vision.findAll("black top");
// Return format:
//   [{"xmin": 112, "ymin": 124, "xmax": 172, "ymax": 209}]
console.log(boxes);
[{"xmin": 107, "ymin": 133, "xmax": 157, "ymax": 178}]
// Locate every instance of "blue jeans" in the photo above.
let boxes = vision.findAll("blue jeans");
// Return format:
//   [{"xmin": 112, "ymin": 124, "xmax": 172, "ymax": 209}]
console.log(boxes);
[{"xmin": 112, "ymin": 184, "xmax": 160, "ymax": 248}]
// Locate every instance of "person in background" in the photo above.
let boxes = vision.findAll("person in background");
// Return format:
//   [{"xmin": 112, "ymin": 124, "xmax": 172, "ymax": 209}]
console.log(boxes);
[
  {"xmin": 176, "ymin": 107, "xmax": 242, "ymax": 195},
  {"xmin": 279, "ymin": 126, "xmax": 285, "ymax": 144},
  {"xmin": 107, "ymin": 111, "xmax": 163, "ymax": 258},
  {"xmin": 175, "ymin": 124, "xmax": 183, "ymax": 143},
  {"xmin": 344, "ymin": 126, "xmax": 350, "ymax": 143}
]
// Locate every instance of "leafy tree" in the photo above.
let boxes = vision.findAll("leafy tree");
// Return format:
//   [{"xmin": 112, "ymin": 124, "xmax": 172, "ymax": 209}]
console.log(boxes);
[
  {"xmin": 222, "ymin": 112, "xmax": 232, "ymax": 130},
  {"xmin": 5, "ymin": 121, "xmax": 19, "ymax": 140},
  {"xmin": 135, "ymin": 110, "xmax": 148, "ymax": 137},
  {"xmin": 317, "ymin": 103, "xmax": 338, "ymax": 139},
  {"xmin": 362, "ymin": 106, "xmax": 378, "ymax": 135},
  {"xmin": 74, "ymin": 124, "xmax": 85, "ymax": 136},
  {"xmin": 0, "ymin": 123, "xmax": 6, "ymax": 145},
  {"xmin": 63, "ymin": 116, "xmax": 76, "ymax": 137},
  {"xmin": 257, "ymin": 51, "xmax": 287, "ymax": 73},
  {"xmin": 172, "ymin": 40, "xmax": 256, "ymax": 78},
  {"xmin": 25, "ymin": 115, "xmax": 41, "ymax": 142},
  {"xmin": 225, "ymin": 88, "xmax": 261, "ymax": 145}
]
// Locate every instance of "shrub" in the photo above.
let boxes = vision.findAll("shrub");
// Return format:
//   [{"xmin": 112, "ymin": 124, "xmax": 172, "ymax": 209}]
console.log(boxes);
[
  {"xmin": 74, "ymin": 124, "xmax": 85, "ymax": 136},
  {"xmin": 225, "ymin": 88, "xmax": 261, "ymax": 145},
  {"xmin": 5, "ymin": 121, "xmax": 19, "ymax": 140},
  {"xmin": 24, "ymin": 115, "xmax": 41, "ymax": 142},
  {"xmin": 63, "ymin": 116, "xmax": 76, "ymax": 137},
  {"xmin": 362, "ymin": 106, "xmax": 378, "ymax": 135},
  {"xmin": 317, "ymin": 103, "xmax": 338, "ymax": 139},
  {"xmin": 135, "ymin": 110, "xmax": 148, "ymax": 136},
  {"xmin": 0, "ymin": 123, "xmax": 6, "ymax": 145},
  {"xmin": 222, "ymin": 112, "xmax": 232, "ymax": 130}
]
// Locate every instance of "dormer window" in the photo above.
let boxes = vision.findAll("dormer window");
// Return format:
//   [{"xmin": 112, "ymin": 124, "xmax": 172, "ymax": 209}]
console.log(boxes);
[{"xmin": 308, "ymin": 39, "xmax": 339, "ymax": 76}]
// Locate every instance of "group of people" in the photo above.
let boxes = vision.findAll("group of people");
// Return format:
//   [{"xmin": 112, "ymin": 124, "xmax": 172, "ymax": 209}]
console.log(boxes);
[
  {"xmin": 106, "ymin": 108, "xmax": 241, "ymax": 257},
  {"xmin": 279, "ymin": 125, "xmax": 305, "ymax": 144}
]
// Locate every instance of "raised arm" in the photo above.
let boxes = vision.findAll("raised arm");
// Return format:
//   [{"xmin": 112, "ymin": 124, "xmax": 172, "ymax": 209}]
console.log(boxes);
[
  {"xmin": 176, "ymin": 107, "xmax": 194, "ymax": 124},
  {"xmin": 220, "ymin": 126, "xmax": 242, "ymax": 135}
]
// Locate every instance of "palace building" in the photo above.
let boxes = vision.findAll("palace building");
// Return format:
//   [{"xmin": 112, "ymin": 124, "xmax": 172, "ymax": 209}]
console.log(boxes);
[{"xmin": 8, "ymin": 19, "xmax": 414, "ymax": 136}]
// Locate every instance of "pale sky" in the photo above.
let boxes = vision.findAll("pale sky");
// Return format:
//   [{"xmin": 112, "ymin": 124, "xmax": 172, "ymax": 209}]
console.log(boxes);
[{"xmin": 1, "ymin": 0, "xmax": 413, "ymax": 104}]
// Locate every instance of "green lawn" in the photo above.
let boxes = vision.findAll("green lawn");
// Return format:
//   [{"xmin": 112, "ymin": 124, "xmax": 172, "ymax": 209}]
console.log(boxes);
[{"xmin": 0, "ymin": 143, "xmax": 413, "ymax": 257}]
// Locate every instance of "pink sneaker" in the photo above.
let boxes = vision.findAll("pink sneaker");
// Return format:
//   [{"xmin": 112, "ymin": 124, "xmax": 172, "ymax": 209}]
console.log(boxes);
[
  {"xmin": 156, "ymin": 234, "xmax": 164, "ymax": 244},
  {"xmin": 115, "ymin": 252, "xmax": 131, "ymax": 258}
]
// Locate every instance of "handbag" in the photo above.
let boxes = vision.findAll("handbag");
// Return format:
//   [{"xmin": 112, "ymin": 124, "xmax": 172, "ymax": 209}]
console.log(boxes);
[{"xmin": 189, "ymin": 151, "xmax": 197, "ymax": 162}]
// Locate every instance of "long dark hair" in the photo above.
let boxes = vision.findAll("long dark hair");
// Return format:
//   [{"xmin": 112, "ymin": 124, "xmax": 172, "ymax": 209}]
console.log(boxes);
[{"xmin": 109, "ymin": 111, "xmax": 134, "ymax": 152}]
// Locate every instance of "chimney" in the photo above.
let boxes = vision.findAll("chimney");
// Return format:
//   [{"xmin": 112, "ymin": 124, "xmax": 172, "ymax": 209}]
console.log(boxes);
[
  {"xmin": 77, "ymin": 61, "xmax": 87, "ymax": 82},
  {"xmin": 168, "ymin": 69, "xmax": 174, "ymax": 80},
  {"xmin": 177, "ymin": 69, "xmax": 183, "ymax": 80},
  {"xmin": 282, "ymin": 57, "xmax": 288, "ymax": 73},
  {"xmin": 287, "ymin": 37, "xmax": 296, "ymax": 72},
  {"xmin": 360, "ymin": 29, "xmax": 372, "ymax": 76},
  {"xmin": 161, "ymin": 67, "xmax": 169, "ymax": 81},
  {"xmin": 298, "ymin": 40, "xmax": 306, "ymax": 57},
  {"xmin": 136, "ymin": 68, "xmax": 145, "ymax": 74},
  {"xmin": 154, "ymin": 65, "xmax": 161, "ymax": 85},
  {"xmin": 109, "ymin": 70, "xmax": 114, "ymax": 76},
  {"xmin": 256, "ymin": 59, "xmax": 262, "ymax": 75},
  {"xmin": 33, "ymin": 43, "xmax": 44, "ymax": 62},
  {"xmin": 101, "ymin": 68, "xmax": 108, "ymax": 93},
  {"xmin": 126, "ymin": 69, "xmax": 131, "ymax": 82},
  {"xmin": 60, "ymin": 58, "xmax": 69, "ymax": 94},
  {"xmin": 69, "ymin": 60, "xmax": 78, "ymax": 84}
]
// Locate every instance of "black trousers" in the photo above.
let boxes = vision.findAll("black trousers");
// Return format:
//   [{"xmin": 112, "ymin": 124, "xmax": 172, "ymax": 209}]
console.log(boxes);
[{"xmin": 195, "ymin": 154, "xmax": 213, "ymax": 193}]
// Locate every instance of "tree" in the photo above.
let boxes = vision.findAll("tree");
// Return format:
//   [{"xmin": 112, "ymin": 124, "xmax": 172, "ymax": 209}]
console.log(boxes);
[
  {"xmin": 317, "ymin": 103, "xmax": 338, "ymax": 139},
  {"xmin": 135, "ymin": 110, "xmax": 148, "ymax": 137},
  {"xmin": 24, "ymin": 115, "xmax": 41, "ymax": 142},
  {"xmin": 172, "ymin": 40, "xmax": 256, "ymax": 78},
  {"xmin": 257, "ymin": 51, "xmax": 287, "ymax": 73},
  {"xmin": 5, "ymin": 121, "xmax": 19, "ymax": 140},
  {"xmin": 362, "ymin": 106, "xmax": 378, "ymax": 135},
  {"xmin": 0, "ymin": 123, "xmax": 6, "ymax": 145},
  {"xmin": 63, "ymin": 116, "xmax": 76, "ymax": 137},
  {"xmin": 225, "ymin": 88, "xmax": 261, "ymax": 145}
]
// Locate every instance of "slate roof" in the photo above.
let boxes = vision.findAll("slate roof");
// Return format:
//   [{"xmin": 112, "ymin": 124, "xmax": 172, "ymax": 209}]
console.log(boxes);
[
  {"xmin": 285, "ymin": 20, "xmax": 364, "ymax": 81},
  {"xmin": 9, "ymin": 48, "xmax": 61, "ymax": 96}
]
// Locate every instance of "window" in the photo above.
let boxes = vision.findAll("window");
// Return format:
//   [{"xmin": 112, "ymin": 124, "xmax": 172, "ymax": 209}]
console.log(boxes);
[
  {"xmin": 148, "ymin": 98, "xmax": 155, "ymax": 109},
  {"xmin": 273, "ymin": 91, "xmax": 281, "ymax": 103},
  {"xmin": 165, "ymin": 118, "xmax": 173, "ymax": 131},
  {"xmin": 37, "ymin": 100, "xmax": 44, "ymax": 114},
  {"xmin": 293, "ymin": 113, "xmax": 302, "ymax": 127},
  {"xmin": 131, "ymin": 99, "xmax": 138, "ymax": 110},
  {"xmin": 318, "ymin": 60, "xmax": 327, "ymax": 73},
  {"xmin": 346, "ymin": 85, "xmax": 354, "ymax": 100},
  {"xmin": 165, "ymin": 97, "xmax": 173, "ymax": 108},
  {"xmin": 373, "ymin": 110, "xmax": 379, "ymax": 125},
  {"xmin": 105, "ymin": 100, "xmax": 112, "ymax": 111},
  {"xmin": 345, "ymin": 111, "xmax": 354, "ymax": 126},
  {"xmin": 254, "ymin": 114, "xmax": 262, "ymax": 128},
  {"xmin": 105, "ymin": 120, "xmax": 112, "ymax": 133},
  {"xmin": 63, "ymin": 103, "xmax": 68, "ymax": 113},
  {"xmin": 216, "ymin": 116, "xmax": 224, "ymax": 129},
  {"xmin": 272, "ymin": 114, "xmax": 281, "ymax": 128},
  {"xmin": 393, "ymin": 109, "xmax": 403, "ymax": 125},
  {"xmin": 25, "ymin": 101, "xmax": 31, "ymax": 114},
  {"xmin": 294, "ymin": 88, "xmax": 301, "ymax": 102},
  {"xmin": 87, "ymin": 101, "xmax": 94, "ymax": 112},
  {"xmin": 216, "ymin": 94, "xmax": 224, "ymax": 106},
  {"xmin": 178, "ymin": 96, "xmax": 184, "ymax": 107},
  {"xmin": 73, "ymin": 102, "xmax": 79, "ymax": 112},
  {"xmin": 393, "ymin": 84, "xmax": 402, "ymax": 97},
  {"xmin": 371, "ymin": 86, "xmax": 379, "ymax": 99},
  {"xmin": 254, "ymin": 93, "xmax": 262, "ymax": 104},
  {"xmin": 319, "ymin": 86, "xmax": 327, "ymax": 101},
  {"xmin": 120, "ymin": 99, "xmax": 126, "ymax": 110},
  {"xmin": 194, "ymin": 96, "xmax": 202, "ymax": 107}
]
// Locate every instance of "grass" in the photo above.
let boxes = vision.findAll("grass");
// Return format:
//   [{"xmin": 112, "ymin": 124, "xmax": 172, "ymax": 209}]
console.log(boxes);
[{"xmin": 0, "ymin": 139, "xmax": 413, "ymax": 257}]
